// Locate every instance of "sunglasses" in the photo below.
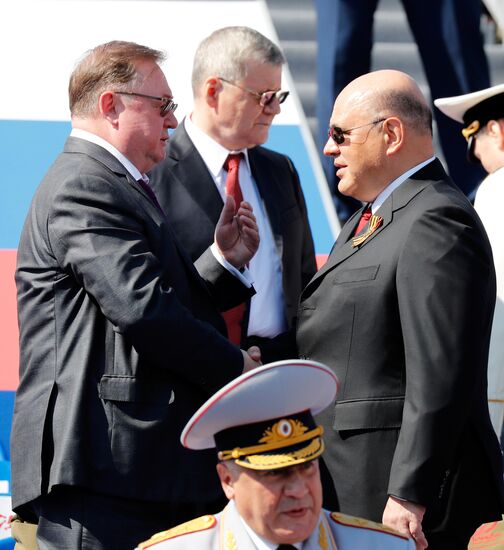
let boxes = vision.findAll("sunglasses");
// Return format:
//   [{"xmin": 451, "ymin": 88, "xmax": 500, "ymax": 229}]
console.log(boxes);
[
  {"xmin": 115, "ymin": 91, "xmax": 178, "ymax": 116},
  {"xmin": 328, "ymin": 118, "xmax": 387, "ymax": 144},
  {"xmin": 219, "ymin": 77, "xmax": 289, "ymax": 107}
]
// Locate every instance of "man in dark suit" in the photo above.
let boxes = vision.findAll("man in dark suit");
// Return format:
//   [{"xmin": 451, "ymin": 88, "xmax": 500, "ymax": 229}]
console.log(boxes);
[
  {"xmin": 11, "ymin": 40, "xmax": 261, "ymax": 550},
  {"xmin": 150, "ymin": 26, "xmax": 317, "ymax": 362},
  {"xmin": 315, "ymin": 0, "xmax": 490, "ymax": 223},
  {"xmin": 296, "ymin": 69, "xmax": 504, "ymax": 549}
]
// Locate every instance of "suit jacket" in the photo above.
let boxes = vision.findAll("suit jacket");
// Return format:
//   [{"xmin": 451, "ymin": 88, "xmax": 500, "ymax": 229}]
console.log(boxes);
[
  {"xmin": 149, "ymin": 123, "xmax": 316, "ymax": 360},
  {"xmin": 296, "ymin": 159, "xmax": 504, "ymax": 535},
  {"xmin": 11, "ymin": 137, "xmax": 253, "ymax": 511},
  {"xmin": 136, "ymin": 500, "xmax": 415, "ymax": 549}
]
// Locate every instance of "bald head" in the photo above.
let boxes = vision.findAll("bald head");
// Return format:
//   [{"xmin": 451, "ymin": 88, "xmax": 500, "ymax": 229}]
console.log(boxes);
[
  {"xmin": 324, "ymin": 70, "xmax": 435, "ymax": 202},
  {"xmin": 338, "ymin": 70, "xmax": 432, "ymax": 137}
]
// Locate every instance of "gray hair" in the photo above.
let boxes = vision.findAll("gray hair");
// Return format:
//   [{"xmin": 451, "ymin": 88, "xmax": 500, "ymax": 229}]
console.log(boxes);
[
  {"xmin": 378, "ymin": 90, "xmax": 433, "ymax": 135},
  {"xmin": 69, "ymin": 40, "xmax": 166, "ymax": 118},
  {"xmin": 191, "ymin": 26, "xmax": 285, "ymax": 96}
]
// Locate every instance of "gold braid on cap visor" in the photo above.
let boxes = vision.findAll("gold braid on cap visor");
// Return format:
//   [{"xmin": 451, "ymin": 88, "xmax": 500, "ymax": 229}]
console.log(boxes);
[
  {"xmin": 218, "ymin": 425, "xmax": 324, "ymax": 461},
  {"xmin": 462, "ymin": 120, "xmax": 480, "ymax": 142}
]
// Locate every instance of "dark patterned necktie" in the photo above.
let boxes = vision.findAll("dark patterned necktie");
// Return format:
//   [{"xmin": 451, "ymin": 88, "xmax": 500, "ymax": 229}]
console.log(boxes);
[
  {"xmin": 137, "ymin": 179, "xmax": 165, "ymax": 215},
  {"xmin": 276, "ymin": 545, "xmax": 298, "ymax": 550}
]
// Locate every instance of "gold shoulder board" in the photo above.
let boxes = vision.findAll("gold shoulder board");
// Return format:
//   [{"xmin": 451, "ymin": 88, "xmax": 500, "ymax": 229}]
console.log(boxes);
[
  {"xmin": 138, "ymin": 515, "xmax": 217, "ymax": 548},
  {"xmin": 329, "ymin": 512, "xmax": 409, "ymax": 540}
]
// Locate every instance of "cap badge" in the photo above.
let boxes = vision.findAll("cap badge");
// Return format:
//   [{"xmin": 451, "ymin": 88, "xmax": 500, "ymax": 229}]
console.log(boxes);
[
  {"xmin": 261, "ymin": 418, "xmax": 307, "ymax": 444},
  {"xmin": 462, "ymin": 120, "xmax": 480, "ymax": 142}
]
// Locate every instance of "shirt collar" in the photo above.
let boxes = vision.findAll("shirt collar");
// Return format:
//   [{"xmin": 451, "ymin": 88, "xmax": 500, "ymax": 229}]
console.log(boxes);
[
  {"xmin": 184, "ymin": 115, "xmax": 251, "ymax": 176},
  {"xmin": 231, "ymin": 500, "xmax": 302, "ymax": 550},
  {"xmin": 372, "ymin": 156, "xmax": 436, "ymax": 214},
  {"xmin": 70, "ymin": 128, "xmax": 147, "ymax": 182}
]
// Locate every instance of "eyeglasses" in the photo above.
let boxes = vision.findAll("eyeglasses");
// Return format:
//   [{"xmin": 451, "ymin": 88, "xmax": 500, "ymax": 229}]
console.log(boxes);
[
  {"xmin": 219, "ymin": 77, "xmax": 289, "ymax": 107},
  {"xmin": 328, "ymin": 118, "xmax": 387, "ymax": 145},
  {"xmin": 115, "ymin": 91, "xmax": 178, "ymax": 116}
]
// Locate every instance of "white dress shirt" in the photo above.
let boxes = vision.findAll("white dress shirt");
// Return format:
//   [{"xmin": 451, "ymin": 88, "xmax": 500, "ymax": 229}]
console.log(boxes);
[{"xmin": 185, "ymin": 116, "xmax": 287, "ymax": 338}]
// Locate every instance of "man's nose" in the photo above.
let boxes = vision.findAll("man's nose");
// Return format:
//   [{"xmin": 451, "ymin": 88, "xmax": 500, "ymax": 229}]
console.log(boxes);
[
  {"xmin": 164, "ymin": 110, "xmax": 178, "ymax": 129},
  {"xmin": 284, "ymin": 472, "xmax": 309, "ymax": 498},
  {"xmin": 323, "ymin": 135, "xmax": 339, "ymax": 157},
  {"xmin": 263, "ymin": 98, "xmax": 281, "ymax": 116}
]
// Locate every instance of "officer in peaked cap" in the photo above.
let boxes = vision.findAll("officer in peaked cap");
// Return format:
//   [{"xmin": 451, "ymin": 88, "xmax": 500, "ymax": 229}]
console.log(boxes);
[
  {"xmin": 435, "ymin": 85, "xmax": 504, "ymax": 452},
  {"xmin": 136, "ymin": 360, "xmax": 415, "ymax": 550},
  {"xmin": 434, "ymin": 83, "xmax": 504, "ymax": 166}
]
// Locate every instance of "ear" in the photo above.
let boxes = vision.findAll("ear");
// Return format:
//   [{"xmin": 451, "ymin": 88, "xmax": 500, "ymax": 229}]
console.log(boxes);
[
  {"xmin": 497, "ymin": 120, "xmax": 504, "ymax": 150},
  {"xmin": 216, "ymin": 462, "xmax": 236, "ymax": 500},
  {"xmin": 99, "ymin": 91, "xmax": 119, "ymax": 126},
  {"xmin": 382, "ymin": 117, "xmax": 404, "ymax": 155},
  {"xmin": 205, "ymin": 77, "xmax": 223, "ymax": 107},
  {"xmin": 487, "ymin": 120, "xmax": 504, "ymax": 146}
]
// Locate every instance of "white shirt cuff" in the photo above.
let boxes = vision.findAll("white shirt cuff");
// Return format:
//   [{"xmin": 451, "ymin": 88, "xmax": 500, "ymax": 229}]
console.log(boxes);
[{"xmin": 210, "ymin": 242, "xmax": 253, "ymax": 288}]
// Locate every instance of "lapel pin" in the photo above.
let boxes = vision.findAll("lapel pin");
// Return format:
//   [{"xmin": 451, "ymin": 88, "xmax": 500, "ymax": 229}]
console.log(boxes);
[{"xmin": 352, "ymin": 215, "xmax": 383, "ymax": 247}]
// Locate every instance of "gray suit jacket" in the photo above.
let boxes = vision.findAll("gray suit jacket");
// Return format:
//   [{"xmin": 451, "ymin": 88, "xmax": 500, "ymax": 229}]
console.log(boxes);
[
  {"xmin": 297, "ymin": 159, "xmax": 504, "ymax": 534},
  {"xmin": 12, "ymin": 137, "xmax": 253, "ymax": 511},
  {"xmin": 149, "ymin": 122, "xmax": 317, "ymax": 361}
]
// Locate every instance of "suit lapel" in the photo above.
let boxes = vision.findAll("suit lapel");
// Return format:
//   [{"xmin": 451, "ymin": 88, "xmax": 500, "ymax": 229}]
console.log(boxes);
[
  {"xmin": 168, "ymin": 123, "xmax": 224, "ymax": 225},
  {"xmin": 305, "ymin": 160, "xmax": 443, "ymax": 294},
  {"xmin": 66, "ymin": 136, "xmax": 212, "ymax": 293}
]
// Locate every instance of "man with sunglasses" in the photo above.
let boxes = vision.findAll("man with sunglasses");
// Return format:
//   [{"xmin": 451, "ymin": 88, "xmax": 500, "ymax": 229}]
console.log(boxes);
[
  {"xmin": 10, "ymin": 40, "xmax": 262, "ymax": 550},
  {"xmin": 296, "ymin": 69, "xmax": 504, "ymax": 549},
  {"xmin": 150, "ymin": 26, "xmax": 316, "ymax": 365},
  {"xmin": 435, "ymin": 85, "xmax": 504, "ymax": 454}
]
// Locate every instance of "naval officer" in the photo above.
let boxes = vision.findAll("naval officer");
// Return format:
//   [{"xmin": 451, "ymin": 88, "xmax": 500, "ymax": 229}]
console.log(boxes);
[{"xmin": 136, "ymin": 360, "xmax": 415, "ymax": 549}]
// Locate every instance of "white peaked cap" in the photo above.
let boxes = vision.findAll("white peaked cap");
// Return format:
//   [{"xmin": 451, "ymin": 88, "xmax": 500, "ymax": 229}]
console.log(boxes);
[{"xmin": 181, "ymin": 359, "xmax": 338, "ymax": 451}]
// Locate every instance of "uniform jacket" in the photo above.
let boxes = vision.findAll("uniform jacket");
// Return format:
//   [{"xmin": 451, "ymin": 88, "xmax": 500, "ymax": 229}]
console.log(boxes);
[
  {"xmin": 149, "ymin": 122, "xmax": 316, "ymax": 360},
  {"xmin": 11, "ymin": 137, "xmax": 252, "ymax": 511},
  {"xmin": 296, "ymin": 159, "xmax": 504, "ymax": 532},
  {"xmin": 475, "ymin": 167, "xmax": 504, "ymax": 442},
  {"xmin": 136, "ymin": 501, "xmax": 415, "ymax": 549}
]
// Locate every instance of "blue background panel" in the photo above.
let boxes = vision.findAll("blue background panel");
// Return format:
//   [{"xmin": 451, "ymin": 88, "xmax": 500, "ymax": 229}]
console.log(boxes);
[{"xmin": 0, "ymin": 120, "xmax": 333, "ymax": 253}]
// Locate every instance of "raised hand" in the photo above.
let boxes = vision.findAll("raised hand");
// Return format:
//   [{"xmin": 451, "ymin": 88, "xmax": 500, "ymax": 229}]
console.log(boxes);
[{"xmin": 215, "ymin": 195, "xmax": 259, "ymax": 269}]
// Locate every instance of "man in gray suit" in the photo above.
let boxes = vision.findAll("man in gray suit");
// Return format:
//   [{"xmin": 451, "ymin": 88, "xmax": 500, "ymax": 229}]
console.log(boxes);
[
  {"xmin": 296, "ymin": 70, "xmax": 504, "ymax": 549},
  {"xmin": 11, "ymin": 40, "xmax": 261, "ymax": 550},
  {"xmin": 149, "ymin": 26, "xmax": 317, "ymax": 362}
]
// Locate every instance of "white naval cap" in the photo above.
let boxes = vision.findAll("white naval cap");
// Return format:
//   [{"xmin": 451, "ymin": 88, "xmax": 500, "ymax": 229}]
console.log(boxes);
[
  {"xmin": 434, "ymin": 83, "xmax": 504, "ymax": 124},
  {"xmin": 181, "ymin": 359, "xmax": 339, "ymax": 470}
]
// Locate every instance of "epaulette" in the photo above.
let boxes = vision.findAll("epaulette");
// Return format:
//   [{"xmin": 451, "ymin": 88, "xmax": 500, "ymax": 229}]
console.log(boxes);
[
  {"xmin": 138, "ymin": 515, "xmax": 217, "ymax": 548},
  {"xmin": 329, "ymin": 512, "xmax": 410, "ymax": 540}
]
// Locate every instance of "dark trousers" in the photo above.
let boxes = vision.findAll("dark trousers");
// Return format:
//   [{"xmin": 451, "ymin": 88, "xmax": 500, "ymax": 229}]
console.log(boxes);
[
  {"xmin": 22, "ymin": 486, "xmax": 226, "ymax": 550},
  {"xmin": 316, "ymin": 0, "xmax": 490, "ymax": 223}
]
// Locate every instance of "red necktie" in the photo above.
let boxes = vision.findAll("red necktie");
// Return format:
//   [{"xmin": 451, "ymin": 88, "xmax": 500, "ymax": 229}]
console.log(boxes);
[
  {"xmin": 224, "ymin": 153, "xmax": 244, "ymax": 210},
  {"xmin": 221, "ymin": 153, "xmax": 246, "ymax": 345},
  {"xmin": 354, "ymin": 205, "xmax": 372, "ymax": 236}
]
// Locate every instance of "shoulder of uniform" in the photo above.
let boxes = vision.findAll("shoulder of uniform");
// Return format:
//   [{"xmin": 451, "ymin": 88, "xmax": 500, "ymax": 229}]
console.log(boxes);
[
  {"xmin": 137, "ymin": 515, "xmax": 217, "ymax": 548},
  {"xmin": 329, "ymin": 512, "xmax": 410, "ymax": 540}
]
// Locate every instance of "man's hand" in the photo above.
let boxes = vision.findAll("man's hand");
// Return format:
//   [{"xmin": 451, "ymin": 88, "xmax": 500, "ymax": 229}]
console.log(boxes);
[
  {"xmin": 215, "ymin": 196, "xmax": 259, "ymax": 269},
  {"xmin": 241, "ymin": 346, "xmax": 262, "ymax": 373},
  {"xmin": 382, "ymin": 496, "xmax": 428, "ymax": 549}
]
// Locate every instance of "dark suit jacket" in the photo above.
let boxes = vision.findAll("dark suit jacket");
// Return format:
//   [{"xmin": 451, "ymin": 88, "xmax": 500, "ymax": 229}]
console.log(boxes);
[
  {"xmin": 149, "ymin": 122, "xmax": 316, "ymax": 361},
  {"xmin": 11, "ymin": 137, "xmax": 253, "ymax": 512},
  {"xmin": 296, "ymin": 159, "xmax": 504, "ymax": 536}
]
